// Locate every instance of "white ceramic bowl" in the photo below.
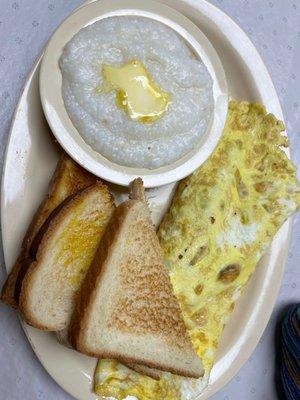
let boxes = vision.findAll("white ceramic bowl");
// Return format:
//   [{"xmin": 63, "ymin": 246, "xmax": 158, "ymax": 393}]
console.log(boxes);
[{"xmin": 39, "ymin": 0, "xmax": 228, "ymax": 187}]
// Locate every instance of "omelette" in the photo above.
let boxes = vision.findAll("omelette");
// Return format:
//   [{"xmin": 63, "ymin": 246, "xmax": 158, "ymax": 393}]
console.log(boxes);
[{"xmin": 94, "ymin": 101, "xmax": 300, "ymax": 399}]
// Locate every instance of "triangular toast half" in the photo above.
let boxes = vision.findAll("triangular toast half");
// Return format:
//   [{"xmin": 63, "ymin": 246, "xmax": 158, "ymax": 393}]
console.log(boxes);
[
  {"xmin": 69, "ymin": 179, "xmax": 203, "ymax": 378},
  {"xmin": 124, "ymin": 362, "xmax": 162, "ymax": 380},
  {"xmin": 1, "ymin": 154, "xmax": 96, "ymax": 308},
  {"xmin": 19, "ymin": 181, "xmax": 115, "ymax": 331}
]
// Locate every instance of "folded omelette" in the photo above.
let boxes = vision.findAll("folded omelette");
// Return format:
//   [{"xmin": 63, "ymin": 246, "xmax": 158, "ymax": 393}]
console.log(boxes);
[{"xmin": 94, "ymin": 101, "xmax": 300, "ymax": 399}]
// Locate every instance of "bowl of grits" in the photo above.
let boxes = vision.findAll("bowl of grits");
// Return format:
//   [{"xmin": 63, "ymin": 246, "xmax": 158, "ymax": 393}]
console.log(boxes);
[{"xmin": 40, "ymin": 0, "xmax": 228, "ymax": 187}]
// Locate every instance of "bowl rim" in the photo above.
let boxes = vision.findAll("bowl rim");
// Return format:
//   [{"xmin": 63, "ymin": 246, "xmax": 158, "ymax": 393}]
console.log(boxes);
[{"xmin": 39, "ymin": 0, "xmax": 228, "ymax": 188}]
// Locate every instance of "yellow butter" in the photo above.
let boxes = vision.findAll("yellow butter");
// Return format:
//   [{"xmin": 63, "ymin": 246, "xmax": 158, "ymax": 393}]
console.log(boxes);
[{"xmin": 102, "ymin": 60, "xmax": 171, "ymax": 123}]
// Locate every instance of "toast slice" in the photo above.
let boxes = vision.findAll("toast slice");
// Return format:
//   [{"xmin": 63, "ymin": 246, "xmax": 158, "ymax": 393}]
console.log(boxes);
[
  {"xmin": 69, "ymin": 179, "xmax": 204, "ymax": 378},
  {"xmin": 55, "ymin": 328, "xmax": 161, "ymax": 380},
  {"xmin": 19, "ymin": 182, "xmax": 115, "ymax": 331},
  {"xmin": 124, "ymin": 363, "xmax": 161, "ymax": 380},
  {"xmin": 1, "ymin": 154, "xmax": 96, "ymax": 308}
]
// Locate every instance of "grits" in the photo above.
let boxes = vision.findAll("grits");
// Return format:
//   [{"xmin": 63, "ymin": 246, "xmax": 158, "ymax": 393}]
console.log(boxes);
[{"xmin": 60, "ymin": 16, "xmax": 213, "ymax": 169}]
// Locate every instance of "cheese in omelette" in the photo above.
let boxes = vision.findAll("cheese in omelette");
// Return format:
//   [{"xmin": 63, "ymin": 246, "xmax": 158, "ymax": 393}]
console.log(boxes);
[{"xmin": 94, "ymin": 101, "xmax": 300, "ymax": 399}]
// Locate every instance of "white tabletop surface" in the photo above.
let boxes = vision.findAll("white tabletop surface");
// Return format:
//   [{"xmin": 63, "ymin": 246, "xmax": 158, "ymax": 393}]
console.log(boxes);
[{"xmin": 0, "ymin": 1, "xmax": 299, "ymax": 399}]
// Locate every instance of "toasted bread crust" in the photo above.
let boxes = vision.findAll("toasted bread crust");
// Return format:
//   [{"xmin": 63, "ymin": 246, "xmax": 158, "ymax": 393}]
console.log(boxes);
[
  {"xmin": 90, "ymin": 348, "xmax": 202, "ymax": 378},
  {"xmin": 69, "ymin": 198, "xmax": 203, "ymax": 379},
  {"xmin": 124, "ymin": 363, "xmax": 161, "ymax": 380},
  {"xmin": 19, "ymin": 181, "xmax": 113, "ymax": 331},
  {"xmin": 18, "ymin": 260, "xmax": 51, "ymax": 331},
  {"xmin": 0, "ymin": 255, "xmax": 25, "ymax": 308},
  {"xmin": 14, "ymin": 257, "xmax": 35, "ymax": 305},
  {"xmin": 1, "ymin": 154, "xmax": 96, "ymax": 308},
  {"xmin": 129, "ymin": 178, "xmax": 146, "ymax": 203},
  {"xmin": 14, "ymin": 188, "xmax": 88, "ymax": 304},
  {"xmin": 21, "ymin": 154, "xmax": 96, "ymax": 251}
]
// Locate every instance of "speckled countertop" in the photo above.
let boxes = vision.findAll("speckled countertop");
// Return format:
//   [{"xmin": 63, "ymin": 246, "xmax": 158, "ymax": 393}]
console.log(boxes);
[{"xmin": 0, "ymin": 1, "xmax": 299, "ymax": 399}]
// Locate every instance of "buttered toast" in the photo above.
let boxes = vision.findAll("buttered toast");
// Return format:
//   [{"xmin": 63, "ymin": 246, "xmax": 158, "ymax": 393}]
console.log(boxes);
[
  {"xmin": 69, "ymin": 179, "xmax": 203, "ymax": 378},
  {"xmin": 19, "ymin": 182, "xmax": 115, "ymax": 331},
  {"xmin": 1, "ymin": 154, "xmax": 96, "ymax": 308}
]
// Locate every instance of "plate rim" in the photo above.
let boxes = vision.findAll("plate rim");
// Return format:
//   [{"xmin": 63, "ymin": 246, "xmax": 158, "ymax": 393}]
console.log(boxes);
[{"xmin": 1, "ymin": 0, "xmax": 291, "ymax": 399}]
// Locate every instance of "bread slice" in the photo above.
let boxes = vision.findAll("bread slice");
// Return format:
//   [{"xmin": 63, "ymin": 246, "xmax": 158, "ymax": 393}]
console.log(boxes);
[
  {"xmin": 69, "ymin": 179, "xmax": 204, "ymax": 378},
  {"xmin": 55, "ymin": 329, "xmax": 161, "ymax": 381},
  {"xmin": 19, "ymin": 182, "xmax": 115, "ymax": 331},
  {"xmin": 124, "ymin": 363, "xmax": 161, "ymax": 380},
  {"xmin": 1, "ymin": 154, "xmax": 96, "ymax": 308}
]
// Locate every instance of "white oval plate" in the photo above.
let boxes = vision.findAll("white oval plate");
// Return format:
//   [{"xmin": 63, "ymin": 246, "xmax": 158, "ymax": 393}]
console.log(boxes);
[
  {"xmin": 40, "ymin": 0, "xmax": 228, "ymax": 188},
  {"xmin": 1, "ymin": 0, "xmax": 291, "ymax": 399}
]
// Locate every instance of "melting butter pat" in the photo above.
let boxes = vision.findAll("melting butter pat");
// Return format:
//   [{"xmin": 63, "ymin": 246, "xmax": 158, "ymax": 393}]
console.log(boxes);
[{"xmin": 102, "ymin": 60, "xmax": 171, "ymax": 123}]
